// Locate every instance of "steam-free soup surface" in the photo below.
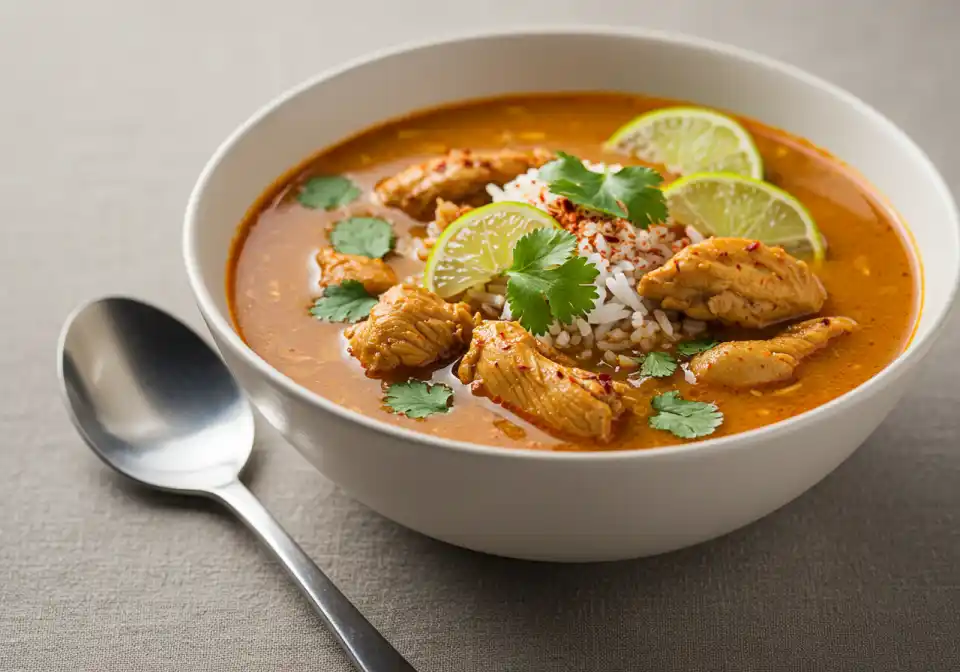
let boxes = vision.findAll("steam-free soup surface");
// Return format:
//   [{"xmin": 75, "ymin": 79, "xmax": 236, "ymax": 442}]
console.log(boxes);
[{"xmin": 229, "ymin": 93, "xmax": 918, "ymax": 451}]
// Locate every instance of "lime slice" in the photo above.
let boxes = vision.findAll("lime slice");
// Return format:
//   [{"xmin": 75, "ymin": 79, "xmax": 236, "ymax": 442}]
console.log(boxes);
[
  {"xmin": 663, "ymin": 172, "xmax": 825, "ymax": 261},
  {"xmin": 606, "ymin": 107, "xmax": 763, "ymax": 179},
  {"xmin": 424, "ymin": 202, "xmax": 560, "ymax": 298}
]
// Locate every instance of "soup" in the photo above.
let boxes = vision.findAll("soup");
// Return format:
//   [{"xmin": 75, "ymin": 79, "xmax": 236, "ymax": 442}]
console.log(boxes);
[{"xmin": 228, "ymin": 93, "xmax": 918, "ymax": 451}]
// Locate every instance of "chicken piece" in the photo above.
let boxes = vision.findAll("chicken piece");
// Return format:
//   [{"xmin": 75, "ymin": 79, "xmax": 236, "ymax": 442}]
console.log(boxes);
[
  {"xmin": 375, "ymin": 148, "xmax": 555, "ymax": 220},
  {"xmin": 344, "ymin": 284, "xmax": 474, "ymax": 375},
  {"xmin": 638, "ymin": 238, "xmax": 826, "ymax": 328},
  {"xmin": 689, "ymin": 316, "xmax": 858, "ymax": 388},
  {"xmin": 457, "ymin": 321, "xmax": 628, "ymax": 442},
  {"xmin": 432, "ymin": 198, "xmax": 473, "ymax": 233},
  {"xmin": 316, "ymin": 247, "xmax": 397, "ymax": 295}
]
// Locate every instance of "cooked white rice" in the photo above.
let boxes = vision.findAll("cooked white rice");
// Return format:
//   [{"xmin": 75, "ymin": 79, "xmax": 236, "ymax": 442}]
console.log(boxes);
[{"xmin": 478, "ymin": 162, "xmax": 704, "ymax": 360}]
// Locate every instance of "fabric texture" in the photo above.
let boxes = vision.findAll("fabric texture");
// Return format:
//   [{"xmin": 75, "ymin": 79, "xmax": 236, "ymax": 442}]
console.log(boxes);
[{"xmin": 1, "ymin": 0, "xmax": 959, "ymax": 670}]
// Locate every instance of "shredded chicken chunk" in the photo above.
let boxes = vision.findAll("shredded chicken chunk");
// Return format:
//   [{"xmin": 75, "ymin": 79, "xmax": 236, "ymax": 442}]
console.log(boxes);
[
  {"xmin": 316, "ymin": 247, "xmax": 397, "ymax": 295},
  {"xmin": 690, "ymin": 316, "xmax": 858, "ymax": 388},
  {"xmin": 638, "ymin": 238, "xmax": 826, "ymax": 328},
  {"xmin": 375, "ymin": 148, "xmax": 554, "ymax": 220},
  {"xmin": 344, "ymin": 284, "xmax": 474, "ymax": 375},
  {"xmin": 457, "ymin": 321, "xmax": 628, "ymax": 442}
]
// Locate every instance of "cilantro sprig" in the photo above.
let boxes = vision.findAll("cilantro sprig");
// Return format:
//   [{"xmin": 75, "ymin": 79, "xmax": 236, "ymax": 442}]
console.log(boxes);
[
  {"xmin": 648, "ymin": 391, "xmax": 723, "ymax": 439},
  {"xmin": 538, "ymin": 152, "xmax": 667, "ymax": 228},
  {"xmin": 384, "ymin": 380, "xmax": 453, "ymax": 419},
  {"xmin": 676, "ymin": 339, "xmax": 719, "ymax": 357},
  {"xmin": 639, "ymin": 351, "xmax": 677, "ymax": 378},
  {"xmin": 298, "ymin": 175, "xmax": 361, "ymax": 210},
  {"xmin": 309, "ymin": 280, "xmax": 377, "ymax": 323},
  {"xmin": 331, "ymin": 217, "xmax": 395, "ymax": 258},
  {"xmin": 505, "ymin": 228, "xmax": 599, "ymax": 336}
]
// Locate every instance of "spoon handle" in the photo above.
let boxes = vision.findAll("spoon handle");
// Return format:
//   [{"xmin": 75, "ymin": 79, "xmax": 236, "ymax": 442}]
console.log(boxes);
[{"xmin": 212, "ymin": 480, "xmax": 417, "ymax": 671}]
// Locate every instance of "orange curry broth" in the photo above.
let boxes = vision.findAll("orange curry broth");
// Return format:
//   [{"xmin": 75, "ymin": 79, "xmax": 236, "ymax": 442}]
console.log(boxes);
[{"xmin": 228, "ymin": 93, "xmax": 919, "ymax": 452}]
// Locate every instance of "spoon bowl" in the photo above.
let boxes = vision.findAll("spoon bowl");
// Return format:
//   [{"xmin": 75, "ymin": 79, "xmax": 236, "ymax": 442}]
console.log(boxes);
[
  {"xmin": 59, "ymin": 297, "xmax": 253, "ymax": 492},
  {"xmin": 57, "ymin": 296, "xmax": 417, "ymax": 672}
]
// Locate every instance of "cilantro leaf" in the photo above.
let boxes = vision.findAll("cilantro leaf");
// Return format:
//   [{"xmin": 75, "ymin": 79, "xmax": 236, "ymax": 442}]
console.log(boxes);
[
  {"xmin": 649, "ymin": 391, "xmax": 724, "ymax": 439},
  {"xmin": 676, "ymin": 339, "xmax": 719, "ymax": 357},
  {"xmin": 510, "ymin": 228, "xmax": 577, "ymax": 271},
  {"xmin": 505, "ymin": 274, "xmax": 553, "ymax": 336},
  {"xmin": 308, "ymin": 280, "xmax": 377, "ymax": 323},
  {"xmin": 505, "ymin": 229, "xmax": 599, "ymax": 335},
  {"xmin": 384, "ymin": 380, "xmax": 453, "ymax": 418},
  {"xmin": 298, "ymin": 175, "xmax": 361, "ymax": 210},
  {"xmin": 639, "ymin": 351, "xmax": 677, "ymax": 378},
  {"xmin": 330, "ymin": 217, "xmax": 395, "ymax": 258},
  {"xmin": 539, "ymin": 152, "xmax": 667, "ymax": 228}
]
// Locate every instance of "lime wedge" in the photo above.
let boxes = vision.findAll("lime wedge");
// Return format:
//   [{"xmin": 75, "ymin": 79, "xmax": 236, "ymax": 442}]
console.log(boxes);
[
  {"xmin": 663, "ymin": 172, "xmax": 825, "ymax": 261},
  {"xmin": 606, "ymin": 107, "xmax": 763, "ymax": 179},
  {"xmin": 424, "ymin": 202, "xmax": 560, "ymax": 298}
]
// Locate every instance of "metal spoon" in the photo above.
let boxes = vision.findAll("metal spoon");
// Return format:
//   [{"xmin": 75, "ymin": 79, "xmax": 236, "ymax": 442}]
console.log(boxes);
[{"xmin": 57, "ymin": 297, "xmax": 417, "ymax": 672}]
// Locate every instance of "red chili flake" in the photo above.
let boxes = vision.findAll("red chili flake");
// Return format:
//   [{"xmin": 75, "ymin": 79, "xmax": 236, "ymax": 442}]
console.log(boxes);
[
  {"xmin": 517, "ymin": 364, "xmax": 530, "ymax": 371},
  {"xmin": 604, "ymin": 235, "xmax": 619, "ymax": 243},
  {"xmin": 556, "ymin": 371, "xmax": 564, "ymax": 379},
  {"xmin": 745, "ymin": 241, "xmax": 760, "ymax": 251},
  {"xmin": 435, "ymin": 161, "xmax": 447, "ymax": 173},
  {"xmin": 598, "ymin": 373, "xmax": 611, "ymax": 382},
  {"xmin": 736, "ymin": 263, "xmax": 742, "ymax": 270},
  {"xmin": 821, "ymin": 318, "xmax": 831, "ymax": 326}
]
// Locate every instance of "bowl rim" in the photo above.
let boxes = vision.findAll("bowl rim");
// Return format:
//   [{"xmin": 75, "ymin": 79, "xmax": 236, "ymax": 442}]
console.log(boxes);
[{"xmin": 183, "ymin": 24, "xmax": 960, "ymax": 463}]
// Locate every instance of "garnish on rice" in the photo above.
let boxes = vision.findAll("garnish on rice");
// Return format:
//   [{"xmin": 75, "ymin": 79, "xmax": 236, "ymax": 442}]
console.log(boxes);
[
  {"xmin": 505, "ymin": 228, "xmax": 599, "ymax": 335},
  {"xmin": 538, "ymin": 151, "xmax": 668, "ymax": 228}
]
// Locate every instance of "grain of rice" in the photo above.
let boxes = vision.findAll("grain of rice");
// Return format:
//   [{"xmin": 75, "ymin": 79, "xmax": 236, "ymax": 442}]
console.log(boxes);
[
  {"xmin": 594, "ymin": 322, "xmax": 614, "ymax": 341},
  {"xmin": 605, "ymin": 272, "xmax": 643, "ymax": 311},
  {"xmin": 549, "ymin": 323, "xmax": 561, "ymax": 336},
  {"xmin": 588, "ymin": 303, "xmax": 632, "ymax": 325},
  {"xmin": 654, "ymin": 309, "xmax": 674, "ymax": 337},
  {"xmin": 556, "ymin": 331, "xmax": 570, "ymax": 347},
  {"xmin": 607, "ymin": 328, "xmax": 628, "ymax": 342},
  {"xmin": 603, "ymin": 350, "xmax": 617, "ymax": 364}
]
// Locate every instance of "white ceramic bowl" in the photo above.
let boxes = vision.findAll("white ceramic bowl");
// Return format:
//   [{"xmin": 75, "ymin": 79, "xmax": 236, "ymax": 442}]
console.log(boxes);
[{"xmin": 184, "ymin": 27, "xmax": 959, "ymax": 562}]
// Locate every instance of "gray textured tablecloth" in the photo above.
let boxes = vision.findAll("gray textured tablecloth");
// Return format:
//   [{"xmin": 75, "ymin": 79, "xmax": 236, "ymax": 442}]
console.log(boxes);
[{"xmin": 3, "ymin": 1, "xmax": 959, "ymax": 670}]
